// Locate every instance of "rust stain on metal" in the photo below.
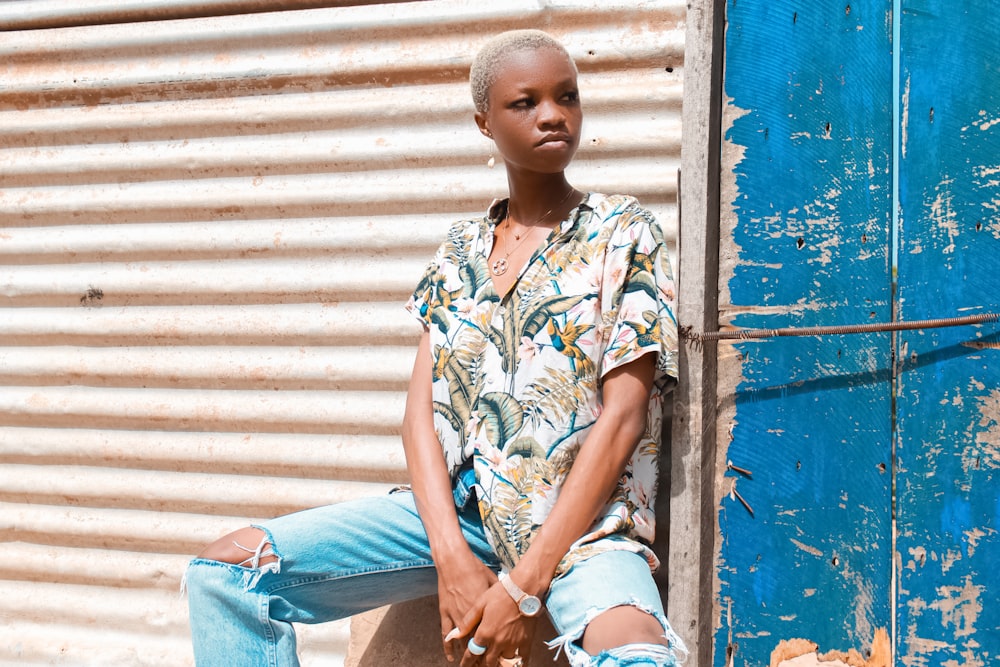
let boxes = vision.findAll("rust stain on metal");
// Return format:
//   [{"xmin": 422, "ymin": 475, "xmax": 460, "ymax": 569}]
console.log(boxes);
[{"xmin": 79, "ymin": 285, "xmax": 104, "ymax": 307}]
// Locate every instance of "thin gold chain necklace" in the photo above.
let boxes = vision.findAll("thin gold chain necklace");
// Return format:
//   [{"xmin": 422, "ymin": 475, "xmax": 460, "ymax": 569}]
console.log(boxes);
[{"xmin": 491, "ymin": 189, "xmax": 576, "ymax": 276}]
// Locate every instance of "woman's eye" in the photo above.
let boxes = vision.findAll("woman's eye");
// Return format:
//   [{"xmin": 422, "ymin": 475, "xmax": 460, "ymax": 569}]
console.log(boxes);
[
  {"xmin": 511, "ymin": 98, "xmax": 534, "ymax": 108},
  {"xmin": 563, "ymin": 90, "xmax": 580, "ymax": 103}
]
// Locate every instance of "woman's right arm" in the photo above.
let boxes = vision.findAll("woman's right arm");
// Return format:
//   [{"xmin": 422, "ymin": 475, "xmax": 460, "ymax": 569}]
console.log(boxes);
[{"xmin": 402, "ymin": 329, "xmax": 498, "ymax": 662}]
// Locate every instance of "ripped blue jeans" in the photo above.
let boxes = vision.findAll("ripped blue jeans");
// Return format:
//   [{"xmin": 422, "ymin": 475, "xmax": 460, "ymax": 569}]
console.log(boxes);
[{"xmin": 184, "ymin": 491, "xmax": 686, "ymax": 667}]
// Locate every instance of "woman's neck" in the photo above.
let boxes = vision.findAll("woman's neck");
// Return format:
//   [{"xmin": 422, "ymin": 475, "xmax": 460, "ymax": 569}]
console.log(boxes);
[{"xmin": 505, "ymin": 172, "xmax": 577, "ymax": 225}]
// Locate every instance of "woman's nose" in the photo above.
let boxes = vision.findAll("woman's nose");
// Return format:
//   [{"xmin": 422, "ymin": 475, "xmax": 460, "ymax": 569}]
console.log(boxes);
[{"xmin": 536, "ymin": 99, "xmax": 565, "ymax": 127}]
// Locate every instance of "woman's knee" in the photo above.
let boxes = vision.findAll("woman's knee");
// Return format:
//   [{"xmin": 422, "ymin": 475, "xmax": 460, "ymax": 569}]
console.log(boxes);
[
  {"xmin": 196, "ymin": 526, "xmax": 278, "ymax": 567},
  {"xmin": 580, "ymin": 605, "xmax": 669, "ymax": 655}
]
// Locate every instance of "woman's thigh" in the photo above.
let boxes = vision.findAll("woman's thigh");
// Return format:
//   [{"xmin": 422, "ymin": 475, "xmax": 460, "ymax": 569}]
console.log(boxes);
[
  {"xmin": 191, "ymin": 490, "xmax": 498, "ymax": 623},
  {"xmin": 544, "ymin": 549, "xmax": 686, "ymax": 666}
]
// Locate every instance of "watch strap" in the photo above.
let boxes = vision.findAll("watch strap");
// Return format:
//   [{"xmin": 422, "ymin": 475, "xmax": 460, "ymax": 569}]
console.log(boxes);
[{"xmin": 499, "ymin": 572, "xmax": 542, "ymax": 616}]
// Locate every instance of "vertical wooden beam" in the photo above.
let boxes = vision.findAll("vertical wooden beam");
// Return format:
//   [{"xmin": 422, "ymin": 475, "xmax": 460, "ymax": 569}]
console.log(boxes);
[{"xmin": 669, "ymin": 1, "xmax": 725, "ymax": 665}]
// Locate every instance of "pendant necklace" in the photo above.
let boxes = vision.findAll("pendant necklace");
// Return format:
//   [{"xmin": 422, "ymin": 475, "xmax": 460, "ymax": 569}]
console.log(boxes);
[{"xmin": 491, "ymin": 189, "xmax": 576, "ymax": 276}]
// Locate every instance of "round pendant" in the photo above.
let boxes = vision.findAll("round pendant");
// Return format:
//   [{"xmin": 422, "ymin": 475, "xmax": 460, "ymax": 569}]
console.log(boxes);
[{"xmin": 491, "ymin": 257, "xmax": 509, "ymax": 275}]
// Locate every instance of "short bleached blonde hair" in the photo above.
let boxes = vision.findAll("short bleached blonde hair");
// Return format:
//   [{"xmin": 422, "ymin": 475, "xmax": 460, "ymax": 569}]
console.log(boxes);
[{"xmin": 470, "ymin": 29, "xmax": 576, "ymax": 113}]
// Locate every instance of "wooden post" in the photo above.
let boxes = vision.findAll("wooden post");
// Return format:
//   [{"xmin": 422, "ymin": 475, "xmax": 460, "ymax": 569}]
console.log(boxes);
[{"xmin": 668, "ymin": 1, "xmax": 726, "ymax": 665}]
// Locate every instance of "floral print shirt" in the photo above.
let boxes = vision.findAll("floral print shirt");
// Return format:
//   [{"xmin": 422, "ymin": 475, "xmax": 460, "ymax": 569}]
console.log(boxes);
[{"xmin": 406, "ymin": 193, "xmax": 678, "ymax": 576}]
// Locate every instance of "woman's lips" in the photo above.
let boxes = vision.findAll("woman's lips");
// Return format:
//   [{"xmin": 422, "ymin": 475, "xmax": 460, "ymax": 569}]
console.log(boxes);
[{"xmin": 536, "ymin": 133, "xmax": 572, "ymax": 147}]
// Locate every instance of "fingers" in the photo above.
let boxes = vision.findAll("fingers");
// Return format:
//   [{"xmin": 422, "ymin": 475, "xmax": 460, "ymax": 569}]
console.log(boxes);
[
  {"xmin": 441, "ymin": 606, "xmax": 461, "ymax": 662},
  {"xmin": 442, "ymin": 625, "xmax": 456, "ymax": 662},
  {"xmin": 452, "ymin": 584, "xmax": 532, "ymax": 666},
  {"xmin": 447, "ymin": 600, "xmax": 485, "ymax": 664},
  {"xmin": 455, "ymin": 603, "xmax": 483, "ymax": 642},
  {"xmin": 496, "ymin": 629, "xmax": 532, "ymax": 667},
  {"xmin": 439, "ymin": 567, "xmax": 496, "ymax": 662},
  {"xmin": 459, "ymin": 635, "xmax": 488, "ymax": 667},
  {"xmin": 455, "ymin": 604, "xmax": 486, "ymax": 667},
  {"xmin": 467, "ymin": 636, "xmax": 488, "ymax": 658},
  {"xmin": 442, "ymin": 624, "xmax": 466, "ymax": 663},
  {"xmin": 459, "ymin": 632, "xmax": 531, "ymax": 667}
]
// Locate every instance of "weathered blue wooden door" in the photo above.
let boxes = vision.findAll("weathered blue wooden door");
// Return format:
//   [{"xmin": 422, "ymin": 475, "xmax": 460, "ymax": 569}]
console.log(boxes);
[
  {"xmin": 894, "ymin": 4, "xmax": 1000, "ymax": 665},
  {"xmin": 716, "ymin": 2, "xmax": 999, "ymax": 665}
]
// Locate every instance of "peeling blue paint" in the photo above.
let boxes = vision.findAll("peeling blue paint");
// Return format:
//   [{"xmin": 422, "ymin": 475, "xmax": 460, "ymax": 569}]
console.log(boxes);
[
  {"xmin": 718, "ymin": 2, "xmax": 894, "ymax": 664},
  {"xmin": 720, "ymin": 2, "xmax": 1000, "ymax": 665},
  {"xmin": 895, "ymin": 2, "xmax": 1000, "ymax": 664}
]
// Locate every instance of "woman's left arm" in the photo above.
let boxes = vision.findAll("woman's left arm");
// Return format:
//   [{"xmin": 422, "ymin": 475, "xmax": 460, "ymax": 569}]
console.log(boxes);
[
  {"xmin": 455, "ymin": 352, "xmax": 659, "ymax": 666},
  {"xmin": 510, "ymin": 351, "xmax": 658, "ymax": 591}
]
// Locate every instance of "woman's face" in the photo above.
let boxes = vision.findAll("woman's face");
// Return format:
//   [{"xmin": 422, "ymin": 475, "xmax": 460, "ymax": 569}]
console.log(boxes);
[{"xmin": 477, "ymin": 47, "xmax": 582, "ymax": 175}]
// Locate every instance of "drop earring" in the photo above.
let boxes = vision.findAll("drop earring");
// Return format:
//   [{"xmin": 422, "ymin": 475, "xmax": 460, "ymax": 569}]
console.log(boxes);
[{"xmin": 486, "ymin": 132, "xmax": 495, "ymax": 169}]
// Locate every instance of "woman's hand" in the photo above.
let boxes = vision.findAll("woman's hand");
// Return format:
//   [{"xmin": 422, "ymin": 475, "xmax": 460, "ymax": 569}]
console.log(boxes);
[
  {"xmin": 437, "ymin": 550, "xmax": 500, "ymax": 662},
  {"xmin": 449, "ymin": 580, "xmax": 536, "ymax": 667}
]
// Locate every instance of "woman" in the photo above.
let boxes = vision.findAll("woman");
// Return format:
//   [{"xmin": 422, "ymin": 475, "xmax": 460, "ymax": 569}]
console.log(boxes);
[{"xmin": 185, "ymin": 30, "xmax": 686, "ymax": 667}]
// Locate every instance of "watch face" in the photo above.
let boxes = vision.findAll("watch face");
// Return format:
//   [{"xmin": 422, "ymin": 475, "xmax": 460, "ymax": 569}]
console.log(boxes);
[{"xmin": 519, "ymin": 595, "xmax": 543, "ymax": 617}]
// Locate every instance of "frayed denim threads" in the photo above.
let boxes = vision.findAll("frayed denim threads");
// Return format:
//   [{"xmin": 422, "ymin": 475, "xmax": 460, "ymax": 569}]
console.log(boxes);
[{"xmin": 592, "ymin": 642, "xmax": 683, "ymax": 666}]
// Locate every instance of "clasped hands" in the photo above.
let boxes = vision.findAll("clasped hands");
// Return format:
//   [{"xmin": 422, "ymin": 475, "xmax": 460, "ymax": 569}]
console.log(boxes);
[{"xmin": 438, "ymin": 554, "xmax": 537, "ymax": 667}]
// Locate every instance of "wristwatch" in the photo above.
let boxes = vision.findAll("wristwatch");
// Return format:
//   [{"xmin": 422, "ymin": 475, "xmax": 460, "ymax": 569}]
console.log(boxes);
[{"xmin": 499, "ymin": 572, "xmax": 544, "ymax": 617}]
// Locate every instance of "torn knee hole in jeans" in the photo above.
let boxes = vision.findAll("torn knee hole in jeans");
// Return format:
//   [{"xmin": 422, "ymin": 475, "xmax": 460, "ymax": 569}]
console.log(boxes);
[
  {"xmin": 546, "ymin": 599, "xmax": 688, "ymax": 666},
  {"xmin": 182, "ymin": 525, "xmax": 284, "ymax": 596},
  {"xmin": 230, "ymin": 525, "xmax": 282, "ymax": 589},
  {"xmin": 232, "ymin": 532, "xmax": 278, "ymax": 569}
]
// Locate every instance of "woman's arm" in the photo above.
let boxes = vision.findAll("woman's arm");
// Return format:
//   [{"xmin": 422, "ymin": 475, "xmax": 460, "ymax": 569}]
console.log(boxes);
[
  {"xmin": 511, "ymin": 351, "xmax": 657, "ymax": 593},
  {"xmin": 454, "ymin": 352, "xmax": 659, "ymax": 666},
  {"xmin": 402, "ymin": 329, "xmax": 498, "ymax": 662}
]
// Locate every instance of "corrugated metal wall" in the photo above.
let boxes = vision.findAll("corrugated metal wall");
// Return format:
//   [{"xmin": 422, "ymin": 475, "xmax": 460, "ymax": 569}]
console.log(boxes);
[{"xmin": 0, "ymin": 1, "xmax": 684, "ymax": 664}]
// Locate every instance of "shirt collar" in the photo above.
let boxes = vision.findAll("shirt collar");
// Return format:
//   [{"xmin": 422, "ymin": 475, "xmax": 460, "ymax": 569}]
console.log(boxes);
[
  {"xmin": 486, "ymin": 198, "xmax": 507, "ymax": 226},
  {"xmin": 485, "ymin": 193, "xmax": 595, "ymax": 232}
]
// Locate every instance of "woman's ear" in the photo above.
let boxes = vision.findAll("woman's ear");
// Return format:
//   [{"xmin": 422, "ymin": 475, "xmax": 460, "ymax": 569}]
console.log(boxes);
[{"xmin": 474, "ymin": 111, "xmax": 491, "ymax": 139}]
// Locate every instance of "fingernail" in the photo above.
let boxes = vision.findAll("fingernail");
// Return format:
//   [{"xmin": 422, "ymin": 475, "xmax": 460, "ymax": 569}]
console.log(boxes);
[{"xmin": 444, "ymin": 627, "xmax": 460, "ymax": 642}]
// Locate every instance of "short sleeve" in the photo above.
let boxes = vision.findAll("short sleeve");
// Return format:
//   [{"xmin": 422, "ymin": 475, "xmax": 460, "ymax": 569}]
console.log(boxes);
[
  {"xmin": 404, "ymin": 219, "xmax": 466, "ymax": 327},
  {"xmin": 405, "ymin": 254, "xmax": 440, "ymax": 328},
  {"xmin": 599, "ymin": 205, "xmax": 679, "ymax": 384}
]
